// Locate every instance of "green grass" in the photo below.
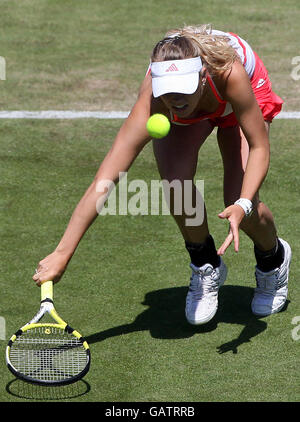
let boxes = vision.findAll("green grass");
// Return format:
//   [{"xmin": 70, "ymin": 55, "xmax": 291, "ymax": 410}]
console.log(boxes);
[
  {"xmin": 1, "ymin": 0, "xmax": 300, "ymax": 110},
  {"xmin": 1, "ymin": 119, "xmax": 299, "ymax": 402},
  {"xmin": 0, "ymin": 0, "xmax": 300, "ymax": 403}
]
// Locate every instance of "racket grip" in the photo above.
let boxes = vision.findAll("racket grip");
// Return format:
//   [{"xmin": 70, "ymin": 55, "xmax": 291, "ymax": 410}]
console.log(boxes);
[{"xmin": 41, "ymin": 280, "xmax": 53, "ymax": 301}]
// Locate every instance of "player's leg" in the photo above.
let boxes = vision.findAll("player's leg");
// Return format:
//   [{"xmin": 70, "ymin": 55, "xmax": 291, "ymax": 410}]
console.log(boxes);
[
  {"xmin": 153, "ymin": 120, "xmax": 227, "ymax": 325},
  {"xmin": 153, "ymin": 121, "xmax": 211, "ymax": 244},
  {"xmin": 217, "ymin": 123, "xmax": 291, "ymax": 316}
]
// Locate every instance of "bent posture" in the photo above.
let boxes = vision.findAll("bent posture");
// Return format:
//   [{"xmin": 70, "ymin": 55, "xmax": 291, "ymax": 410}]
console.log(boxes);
[{"xmin": 33, "ymin": 25, "xmax": 291, "ymax": 325}]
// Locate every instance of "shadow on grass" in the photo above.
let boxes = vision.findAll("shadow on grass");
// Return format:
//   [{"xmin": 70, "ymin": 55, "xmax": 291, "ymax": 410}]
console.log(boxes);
[
  {"xmin": 87, "ymin": 285, "xmax": 290, "ymax": 354},
  {"xmin": 5, "ymin": 378, "xmax": 91, "ymax": 400}
]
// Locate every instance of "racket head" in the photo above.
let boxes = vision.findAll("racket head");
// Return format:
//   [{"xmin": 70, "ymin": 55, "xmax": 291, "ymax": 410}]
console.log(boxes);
[{"xmin": 6, "ymin": 323, "xmax": 90, "ymax": 386}]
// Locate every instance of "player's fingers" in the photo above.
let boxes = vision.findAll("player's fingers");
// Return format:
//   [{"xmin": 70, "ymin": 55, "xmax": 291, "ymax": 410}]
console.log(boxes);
[
  {"xmin": 218, "ymin": 210, "xmax": 229, "ymax": 219},
  {"xmin": 32, "ymin": 267, "xmax": 40, "ymax": 282},
  {"xmin": 217, "ymin": 230, "xmax": 233, "ymax": 256},
  {"xmin": 32, "ymin": 266, "xmax": 50, "ymax": 286},
  {"xmin": 231, "ymin": 221, "xmax": 240, "ymax": 253}
]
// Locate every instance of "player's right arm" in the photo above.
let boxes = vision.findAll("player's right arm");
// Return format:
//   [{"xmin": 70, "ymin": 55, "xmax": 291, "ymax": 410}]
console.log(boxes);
[{"xmin": 33, "ymin": 75, "xmax": 155, "ymax": 285}]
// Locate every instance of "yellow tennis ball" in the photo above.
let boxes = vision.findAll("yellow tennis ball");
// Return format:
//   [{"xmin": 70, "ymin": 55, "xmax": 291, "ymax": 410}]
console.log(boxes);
[{"xmin": 146, "ymin": 114, "xmax": 171, "ymax": 139}]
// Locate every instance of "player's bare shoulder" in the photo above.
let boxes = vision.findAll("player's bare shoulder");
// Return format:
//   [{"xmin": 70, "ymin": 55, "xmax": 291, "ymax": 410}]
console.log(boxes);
[{"xmin": 214, "ymin": 59, "xmax": 253, "ymax": 103}]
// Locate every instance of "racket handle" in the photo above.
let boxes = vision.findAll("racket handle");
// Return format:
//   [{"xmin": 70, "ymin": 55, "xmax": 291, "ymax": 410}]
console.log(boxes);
[{"xmin": 41, "ymin": 280, "xmax": 53, "ymax": 301}]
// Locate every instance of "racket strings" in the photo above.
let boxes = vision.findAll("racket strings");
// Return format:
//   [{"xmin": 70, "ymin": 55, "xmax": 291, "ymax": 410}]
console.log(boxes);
[{"xmin": 9, "ymin": 327, "xmax": 89, "ymax": 383}]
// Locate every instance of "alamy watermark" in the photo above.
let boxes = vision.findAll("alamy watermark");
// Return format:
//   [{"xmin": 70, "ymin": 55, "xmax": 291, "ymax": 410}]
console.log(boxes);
[
  {"xmin": 0, "ymin": 316, "xmax": 5, "ymax": 340},
  {"xmin": 291, "ymin": 56, "xmax": 300, "ymax": 81},
  {"xmin": 0, "ymin": 56, "xmax": 6, "ymax": 80},
  {"xmin": 291, "ymin": 316, "xmax": 300, "ymax": 341},
  {"xmin": 96, "ymin": 172, "xmax": 205, "ymax": 226}
]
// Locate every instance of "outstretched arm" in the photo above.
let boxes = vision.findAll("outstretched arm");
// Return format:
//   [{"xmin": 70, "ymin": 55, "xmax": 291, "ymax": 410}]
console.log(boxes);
[{"xmin": 33, "ymin": 76, "xmax": 153, "ymax": 285}]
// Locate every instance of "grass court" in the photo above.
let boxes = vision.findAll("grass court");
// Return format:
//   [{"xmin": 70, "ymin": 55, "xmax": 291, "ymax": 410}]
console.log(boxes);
[{"xmin": 0, "ymin": 0, "xmax": 299, "ymax": 402}]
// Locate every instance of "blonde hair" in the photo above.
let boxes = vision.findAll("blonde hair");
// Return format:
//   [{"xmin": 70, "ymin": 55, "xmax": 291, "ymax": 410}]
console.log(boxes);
[{"xmin": 151, "ymin": 24, "xmax": 239, "ymax": 76}]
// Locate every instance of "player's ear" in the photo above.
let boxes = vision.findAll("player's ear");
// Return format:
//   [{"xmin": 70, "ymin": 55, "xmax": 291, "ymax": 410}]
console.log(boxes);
[{"xmin": 200, "ymin": 66, "xmax": 208, "ymax": 85}]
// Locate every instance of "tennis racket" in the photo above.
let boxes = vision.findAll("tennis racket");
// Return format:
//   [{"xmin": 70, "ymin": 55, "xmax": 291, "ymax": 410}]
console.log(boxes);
[{"xmin": 6, "ymin": 280, "xmax": 90, "ymax": 386}]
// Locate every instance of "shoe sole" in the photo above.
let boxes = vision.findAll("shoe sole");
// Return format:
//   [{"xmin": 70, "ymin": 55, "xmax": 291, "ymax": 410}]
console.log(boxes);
[{"xmin": 251, "ymin": 239, "xmax": 292, "ymax": 316}]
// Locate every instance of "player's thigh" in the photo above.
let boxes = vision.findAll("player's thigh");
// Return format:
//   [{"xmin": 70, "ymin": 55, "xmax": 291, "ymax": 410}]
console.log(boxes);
[{"xmin": 153, "ymin": 120, "xmax": 214, "ymax": 181}]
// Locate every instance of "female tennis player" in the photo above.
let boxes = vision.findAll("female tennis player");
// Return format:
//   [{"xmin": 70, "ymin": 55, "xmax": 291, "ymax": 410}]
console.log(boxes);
[{"xmin": 33, "ymin": 25, "xmax": 292, "ymax": 325}]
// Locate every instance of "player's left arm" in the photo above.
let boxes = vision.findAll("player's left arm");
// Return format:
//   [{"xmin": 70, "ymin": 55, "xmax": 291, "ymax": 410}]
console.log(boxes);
[
  {"xmin": 217, "ymin": 60, "xmax": 271, "ymax": 254},
  {"xmin": 222, "ymin": 60, "xmax": 270, "ymax": 200}
]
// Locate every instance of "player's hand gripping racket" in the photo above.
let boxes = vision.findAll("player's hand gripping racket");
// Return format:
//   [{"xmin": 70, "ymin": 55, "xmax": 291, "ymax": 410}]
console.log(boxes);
[{"xmin": 6, "ymin": 281, "xmax": 90, "ymax": 386}]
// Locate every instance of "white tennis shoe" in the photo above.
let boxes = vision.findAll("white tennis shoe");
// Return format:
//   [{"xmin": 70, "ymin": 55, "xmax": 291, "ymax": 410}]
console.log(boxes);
[
  {"xmin": 185, "ymin": 259, "xmax": 227, "ymax": 325},
  {"xmin": 251, "ymin": 238, "xmax": 292, "ymax": 316}
]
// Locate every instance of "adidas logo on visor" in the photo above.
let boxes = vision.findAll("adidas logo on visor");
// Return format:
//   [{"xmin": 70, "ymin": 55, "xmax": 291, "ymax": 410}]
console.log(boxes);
[{"xmin": 166, "ymin": 63, "xmax": 179, "ymax": 72}]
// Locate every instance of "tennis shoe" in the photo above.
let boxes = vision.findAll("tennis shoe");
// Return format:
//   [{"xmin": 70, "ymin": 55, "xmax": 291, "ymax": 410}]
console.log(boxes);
[
  {"xmin": 251, "ymin": 238, "xmax": 291, "ymax": 316},
  {"xmin": 185, "ymin": 259, "xmax": 227, "ymax": 325}
]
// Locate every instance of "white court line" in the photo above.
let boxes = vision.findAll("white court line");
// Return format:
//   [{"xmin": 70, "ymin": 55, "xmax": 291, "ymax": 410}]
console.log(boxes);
[
  {"xmin": 0, "ymin": 110, "xmax": 299, "ymax": 119},
  {"xmin": 0, "ymin": 111, "xmax": 130, "ymax": 119},
  {"xmin": 275, "ymin": 111, "xmax": 300, "ymax": 119}
]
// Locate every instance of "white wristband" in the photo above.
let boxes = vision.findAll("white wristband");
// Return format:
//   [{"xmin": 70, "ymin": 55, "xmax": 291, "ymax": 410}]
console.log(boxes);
[{"xmin": 234, "ymin": 198, "xmax": 253, "ymax": 217}]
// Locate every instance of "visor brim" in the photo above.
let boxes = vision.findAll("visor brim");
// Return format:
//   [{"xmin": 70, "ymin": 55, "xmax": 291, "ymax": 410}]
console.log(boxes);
[{"xmin": 152, "ymin": 72, "xmax": 200, "ymax": 98}]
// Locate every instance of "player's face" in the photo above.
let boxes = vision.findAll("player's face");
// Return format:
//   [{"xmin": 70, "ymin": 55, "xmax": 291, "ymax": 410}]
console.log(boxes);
[
  {"xmin": 160, "ymin": 90, "xmax": 200, "ymax": 118},
  {"xmin": 160, "ymin": 70, "xmax": 207, "ymax": 118}
]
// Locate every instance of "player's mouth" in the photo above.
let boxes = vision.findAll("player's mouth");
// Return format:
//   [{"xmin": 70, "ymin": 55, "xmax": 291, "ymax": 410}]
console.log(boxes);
[{"xmin": 172, "ymin": 104, "xmax": 188, "ymax": 112}]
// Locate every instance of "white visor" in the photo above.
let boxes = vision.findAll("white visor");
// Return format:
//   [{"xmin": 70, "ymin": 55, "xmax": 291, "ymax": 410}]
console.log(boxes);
[{"xmin": 151, "ymin": 56, "xmax": 203, "ymax": 98}]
